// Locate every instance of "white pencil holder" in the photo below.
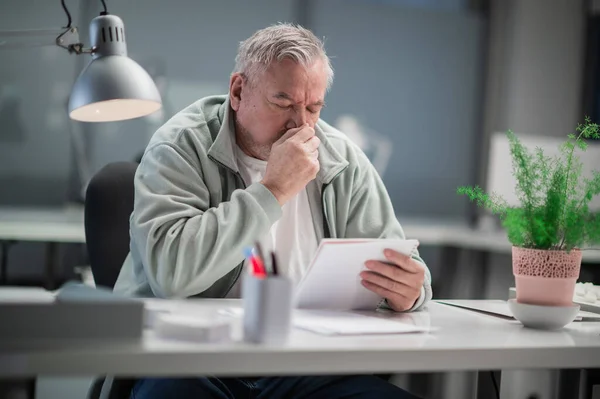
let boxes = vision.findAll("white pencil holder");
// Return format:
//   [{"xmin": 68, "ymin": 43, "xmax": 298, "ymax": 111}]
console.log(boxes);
[{"xmin": 242, "ymin": 274, "xmax": 293, "ymax": 344}]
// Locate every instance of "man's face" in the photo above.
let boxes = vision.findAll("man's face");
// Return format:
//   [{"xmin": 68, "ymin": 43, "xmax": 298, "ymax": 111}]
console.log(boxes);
[{"xmin": 230, "ymin": 58, "xmax": 328, "ymax": 150}]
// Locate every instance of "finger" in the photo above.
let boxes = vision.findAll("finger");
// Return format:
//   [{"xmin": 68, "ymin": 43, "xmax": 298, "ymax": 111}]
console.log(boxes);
[
  {"xmin": 304, "ymin": 136, "xmax": 321, "ymax": 152},
  {"xmin": 313, "ymin": 159, "xmax": 320, "ymax": 173},
  {"xmin": 308, "ymin": 149, "xmax": 319, "ymax": 161},
  {"xmin": 276, "ymin": 125, "xmax": 306, "ymax": 144},
  {"xmin": 365, "ymin": 260, "xmax": 421, "ymax": 285},
  {"xmin": 360, "ymin": 271, "xmax": 417, "ymax": 297},
  {"xmin": 290, "ymin": 125, "xmax": 315, "ymax": 143},
  {"xmin": 360, "ymin": 280, "xmax": 411, "ymax": 309},
  {"xmin": 383, "ymin": 249, "xmax": 423, "ymax": 274}
]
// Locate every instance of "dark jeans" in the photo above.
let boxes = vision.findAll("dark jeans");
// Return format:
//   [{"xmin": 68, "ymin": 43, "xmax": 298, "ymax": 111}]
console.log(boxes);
[{"xmin": 131, "ymin": 375, "xmax": 419, "ymax": 399}]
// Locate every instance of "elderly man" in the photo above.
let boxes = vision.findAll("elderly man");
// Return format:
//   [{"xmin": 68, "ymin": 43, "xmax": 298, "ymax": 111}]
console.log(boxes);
[{"xmin": 115, "ymin": 23, "xmax": 431, "ymax": 399}]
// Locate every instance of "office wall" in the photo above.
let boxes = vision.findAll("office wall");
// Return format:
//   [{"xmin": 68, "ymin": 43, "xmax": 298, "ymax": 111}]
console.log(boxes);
[
  {"xmin": 310, "ymin": 0, "xmax": 486, "ymax": 218},
  {"xmin": 0, "ymin": 0, "xmax": 79, "ymax": 205}
]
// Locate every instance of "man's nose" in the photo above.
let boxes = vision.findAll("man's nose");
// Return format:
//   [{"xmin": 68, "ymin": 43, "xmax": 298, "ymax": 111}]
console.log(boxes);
[{"xmin": 285, "ymin": 108, "xmax": 309, "ymax": 129}]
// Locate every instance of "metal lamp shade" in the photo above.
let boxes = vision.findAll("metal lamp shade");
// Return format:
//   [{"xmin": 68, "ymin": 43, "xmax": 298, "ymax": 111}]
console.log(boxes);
[
  {"xmin": 68, "ymin": 14, "xmax": 162, "ymax": 122},
  {"xmin": 69, "ymin": 56, "xmax": 161, "ymax": 122}
]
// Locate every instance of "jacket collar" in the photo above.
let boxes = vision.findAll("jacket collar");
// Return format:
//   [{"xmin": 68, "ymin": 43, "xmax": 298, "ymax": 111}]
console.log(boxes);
[{"xmin": 207, "ymin": 97, "xmax": 348, "ymax": 185}]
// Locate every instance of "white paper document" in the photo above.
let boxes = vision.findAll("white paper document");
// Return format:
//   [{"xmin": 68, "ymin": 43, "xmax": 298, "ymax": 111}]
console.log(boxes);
[
  {"xmin": 218, "ymin": 308, "xmax": 430, "ymax": 336},
  {"xmin": 294, "ymin": 239, "xmax": 420, "ymax": 310},
  {"xmin": 293, "ymin": 309, "xmax": 430, "ymax": 336}
]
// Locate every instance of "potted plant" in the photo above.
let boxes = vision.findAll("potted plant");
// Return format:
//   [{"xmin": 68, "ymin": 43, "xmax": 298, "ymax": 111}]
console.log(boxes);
[{"xmin": 458, "ymin": 117, "xmax": 600, "ymax": 307}]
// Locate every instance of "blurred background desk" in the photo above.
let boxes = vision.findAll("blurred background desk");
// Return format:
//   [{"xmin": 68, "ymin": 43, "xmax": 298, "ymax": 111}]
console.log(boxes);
[
  {"xmin": 0, "ymin": 206, "xmax": 85, "ymax": 289},
  {"xmin": 5, "ymin": 207, "xmax": 599, "ymax": 296},
  {"xmin": 400, "ymin": 217, "xmax": 600, "ymax": 299}
]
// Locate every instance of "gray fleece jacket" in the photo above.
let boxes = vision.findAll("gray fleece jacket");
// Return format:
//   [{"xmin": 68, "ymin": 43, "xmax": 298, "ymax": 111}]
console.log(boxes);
[{"xmin": 113, "ymin": 95, "xmax": 432, "ymax": 311}]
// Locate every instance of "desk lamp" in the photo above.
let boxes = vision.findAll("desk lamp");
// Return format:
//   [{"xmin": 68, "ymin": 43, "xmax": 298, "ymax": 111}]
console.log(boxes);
[{"xmin": 0, "ymin": 0, "xmax": 162, "ymax": 122}]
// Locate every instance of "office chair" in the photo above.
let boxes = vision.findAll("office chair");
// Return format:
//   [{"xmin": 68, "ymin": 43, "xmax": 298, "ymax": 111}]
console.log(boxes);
[
  {"xmin": 85, "ymin": 161, "xmax": 137, "ymax": 288},
  {"xmin": 84, "ymin": 161, "xmax": 138, "ymax": 399}
]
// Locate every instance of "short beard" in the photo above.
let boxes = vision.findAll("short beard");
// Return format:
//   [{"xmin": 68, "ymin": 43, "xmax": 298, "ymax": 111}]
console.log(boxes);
[{"xmin": 234, "ymin": 117, "xmax": 274, "ymax": 161}]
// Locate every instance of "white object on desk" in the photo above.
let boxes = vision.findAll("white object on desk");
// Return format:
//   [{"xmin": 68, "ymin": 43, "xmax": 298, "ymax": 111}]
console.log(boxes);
[
  {"xmin": 507, "ymin": 299, "xmax": 580, "ymax": 330},
  {"xmin": 575, "ymin": 282, "xmax": 600, "ymax": 305},
  {"xmin": 154, "ymin": 313, "xmax": 232, "ymax": 343},
  {"xmin": 294, "ymin": 238, "xmax": 419, "ymax": 310},
  {"xmin": 293, "ymin": 309, "xmax": 430, "ymax": 336},
  {"xmin": 218, "ymin": 307, "xmax": 430, "ymax": 336}
]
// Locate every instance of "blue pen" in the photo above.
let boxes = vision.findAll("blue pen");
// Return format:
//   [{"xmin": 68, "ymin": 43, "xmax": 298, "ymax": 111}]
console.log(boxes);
[{"xmin": 243, "ymin": 247, "xmax": 254, "ymax": 259}]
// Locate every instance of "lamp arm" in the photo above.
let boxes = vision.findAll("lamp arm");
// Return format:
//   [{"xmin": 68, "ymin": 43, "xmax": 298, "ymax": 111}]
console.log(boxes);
[
  {"xmin": 55, "ymin": 0, "xmax": 98, "ymax": 54},
  {"xmin": 55, "ymin": 27, "xmax": 93, "ymax": 54}
]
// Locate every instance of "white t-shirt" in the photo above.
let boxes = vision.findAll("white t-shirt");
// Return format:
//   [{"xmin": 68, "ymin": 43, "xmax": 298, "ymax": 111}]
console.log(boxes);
[{"xmin": 225, "ymin": 145, "xmax": 319, "ymax": 298}]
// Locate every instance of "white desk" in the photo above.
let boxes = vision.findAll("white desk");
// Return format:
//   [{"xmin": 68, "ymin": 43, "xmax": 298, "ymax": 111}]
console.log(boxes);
[
  {"xmin": 1, "ymin": 299, "xmax": 599, "ymax": 399},
  {"xmin": 0, "ymin": 206, "xmax": 86, "ymax": 287}
]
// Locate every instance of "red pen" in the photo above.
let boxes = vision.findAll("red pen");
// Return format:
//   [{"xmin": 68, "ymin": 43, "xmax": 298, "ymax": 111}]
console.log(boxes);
[{"xmin": 250, "ymin": 255, "xmax": 267, "ymax": 278}]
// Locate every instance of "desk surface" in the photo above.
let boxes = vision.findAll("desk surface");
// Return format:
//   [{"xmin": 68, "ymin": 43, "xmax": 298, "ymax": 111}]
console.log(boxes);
[
  {"xmin": 0, "ymin": 206, "xmax": 86, "ymax": 243},
  {"xmin": 2, "ymin": 299, "xmax": 600, "ymax": 377}
]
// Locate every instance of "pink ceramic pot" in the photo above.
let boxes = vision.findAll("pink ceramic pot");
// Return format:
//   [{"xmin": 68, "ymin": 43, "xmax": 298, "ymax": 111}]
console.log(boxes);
[{"xmin": 512, "ymin": 247, "xmax": 582, "ymax": 307}]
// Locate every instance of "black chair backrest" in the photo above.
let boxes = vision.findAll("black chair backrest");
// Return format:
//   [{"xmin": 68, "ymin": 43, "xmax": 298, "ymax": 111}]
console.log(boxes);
[{"xmin": 84, "ymin": 162, "xmax": 138, "ymax": 289}]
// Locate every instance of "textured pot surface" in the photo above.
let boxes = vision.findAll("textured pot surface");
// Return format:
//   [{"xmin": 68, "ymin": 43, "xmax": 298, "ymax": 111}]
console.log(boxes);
[{"xmin": 512, "ymin": 247, "xmax": 581, "ymax": 307}]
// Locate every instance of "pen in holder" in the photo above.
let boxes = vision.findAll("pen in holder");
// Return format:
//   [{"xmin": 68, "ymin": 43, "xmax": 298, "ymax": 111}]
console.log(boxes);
[{"xmin": 242, "ymin": 246, "xmax": 292, "ymax": 344}]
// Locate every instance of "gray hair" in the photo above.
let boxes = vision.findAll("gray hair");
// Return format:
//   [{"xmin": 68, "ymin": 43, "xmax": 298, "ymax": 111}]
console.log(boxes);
[{"xmin": 233, "ymin": 23, "xmax": 334, "ymax": 90}]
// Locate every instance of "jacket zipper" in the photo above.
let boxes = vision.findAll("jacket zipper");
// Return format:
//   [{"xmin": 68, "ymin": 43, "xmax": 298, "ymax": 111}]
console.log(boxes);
[
  {"xmin": 321, "ymin": 183, "xmax": 331, "ymax": 239},
  {"xmin": 320, "ymin": 167, "xmax": 347, "ymax": 239}
]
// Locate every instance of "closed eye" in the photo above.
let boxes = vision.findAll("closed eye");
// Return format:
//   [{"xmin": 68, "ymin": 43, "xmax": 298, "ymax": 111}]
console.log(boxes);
[{"xmin": 270, "ymin": 101, "xmax": 292, "ymax": 110}]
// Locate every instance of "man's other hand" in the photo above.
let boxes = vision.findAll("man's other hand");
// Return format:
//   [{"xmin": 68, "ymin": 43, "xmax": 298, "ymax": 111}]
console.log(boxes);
[{"xmin": 360, "ymin": 249, "xmax": 425, "ymax": 311}]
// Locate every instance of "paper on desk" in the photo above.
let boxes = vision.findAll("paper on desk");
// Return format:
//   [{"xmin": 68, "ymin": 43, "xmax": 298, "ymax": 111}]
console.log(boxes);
[
  {"xmin": 293, "ymin": 310, "xmax": 430, "ymax": 335},
  {"xmin": 218, "ymin": 308, "xmax": 430, "ymax": 336}
]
